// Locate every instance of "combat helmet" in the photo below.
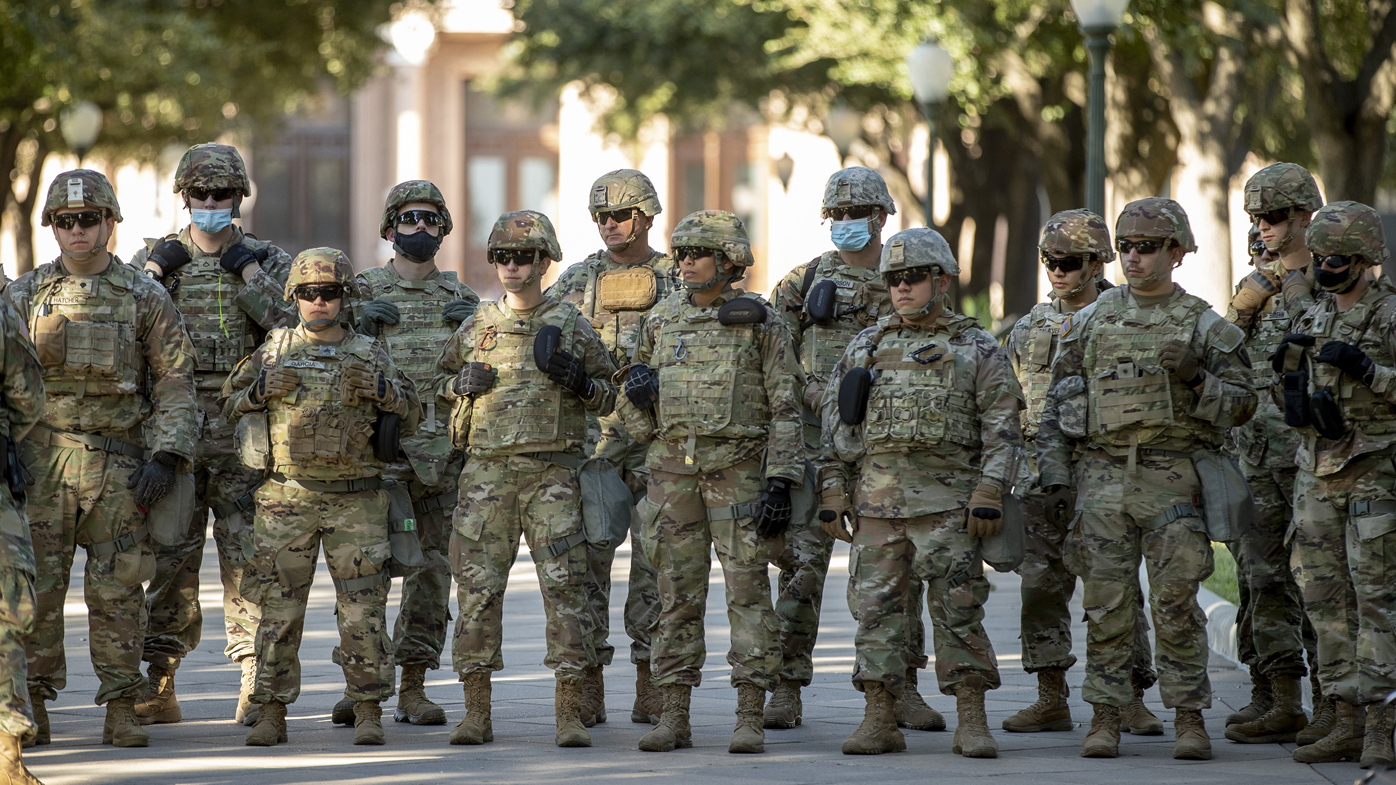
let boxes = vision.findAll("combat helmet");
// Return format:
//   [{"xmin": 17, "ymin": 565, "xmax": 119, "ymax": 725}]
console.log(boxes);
[
  {"xmin": 1244, "ymin": 163, "xmax": 1323, "ymax": 253},
  {"xmin": 822, "ymin": 166, "xmax": 897, "ymax": 218},
  {"xmin": 590, "ymin": 169, "xmax": 661, "ymax": 253},
  {"xmin": 174, "ymin": 143, "xmax": 251, "ymax": 216},
  {"xmin": 670, "ymin": 210, "xmax": 753, "ymax": 290},
  {"xmin": 1115, "ymin": 197, "xmax": 1195, "ymax": 288},
  {"xmin": 283, "ymin": 247, "xmax": 359, "ymax": 301},
  {"xmin": 379, "ymin": 180, "xmax": 454, "ymax": 239},
  {"xmin": 1306, "ymin": 201, "xmax": 1389, "ymax": 293},
  {"xmin": 487, "ymin": 210, "xmax": 561, "ymax": 292},
  {"xmin": 879, "ymin": 227, "xmax": 958, "ymax": 319},
  {"xmin": 42, "ymin": 169, "xmax": 122, "ymax": 226},
  {"xmin": 1039, "ymin": 209, "xmax": 1113, "ymax": 299}
]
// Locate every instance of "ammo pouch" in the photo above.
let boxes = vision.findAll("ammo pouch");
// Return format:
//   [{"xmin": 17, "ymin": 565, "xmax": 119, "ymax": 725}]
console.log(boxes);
[
  {"xmin": 979, "ymin": 493, "xmax": 1026, "ymax": 572},
  {"xmin": 1309, "ymin": 387, "xmax": 1345, "ymax": 440},
  {"xmin": 577, "ymin": 457, "xmax": 634, "ymax": 551},
  {"xmin": 235, "ymin": 411, "xmax": 272, "ymax": 470},
  {"xmin": 32, "ymin": 314, "xmax": 68, "ymax": 369},
  {"xmin": 384, "ymin": 480, "xmax": 425, "ymax": 577},
  {"xmin": 1282, "ymin": 370, "xmax": 1311, "ymax": 428},
  {"xmin": 288, "ymin": 407, "xmax": 372, "ymax": 463},
  {"xmin": 147, "ymin": 473, "xmax": 196, "ymax": 546},
  {"xmin": 372, "ymin": 411, "xmax": 402, "ymax": 463},
  {"xmin": 596, "ymin": 267, "xmax": 659, "ymax": 311}
]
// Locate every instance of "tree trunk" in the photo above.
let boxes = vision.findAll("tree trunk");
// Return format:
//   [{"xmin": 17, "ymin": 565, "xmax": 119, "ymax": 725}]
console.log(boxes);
[{"xmin": 16, "ymin": 138, "xmax": 50, "ymax": 276}]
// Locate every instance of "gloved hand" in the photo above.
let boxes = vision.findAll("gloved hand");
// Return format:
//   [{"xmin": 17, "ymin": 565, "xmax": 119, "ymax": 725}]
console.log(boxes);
[
  {"xmin": 966, "ymin": 482, "xmax": 1003, "ymax": 538},
  {"xmin": 148, "ymin": 239, "xmax": 192, "ymax": 276},
  {"xmin": 127, "ymin": 451, "xmax": 179, "ymax": 510},
  {"xmin": 624, "ymin": 363, "xmax": 659, "ymax": 411},
  {"xmin": 1043, "ymin": 484, "xmax": 1074, "ymax": 528},
  {"xmin": 1159, "ymin": 339, "xmax": 1203, "ymax": 386},
  {"xmin": 818, "ymin": 485, "xmax": 852, "ymax": 543},
  {"xmin": 1271, "ymin": 333, "xmax": 1315, "ymax": 374},
  {"xmin": 251, "ymin": 367, "xmax": 300, "ymax": 403},
  {"xmin": 545, "ymin": 350, "xmax": 593, "ymax": 398},
  {"xmin": 220, "ymin": 244, "xmax": 265, "ymax": 277},
  {"xmin": 1316, "ymin": 340, "xmax": 1375, "ymax": 385},
  {"xmin": 343, "ymin": 359, "xmax": 392, "ymax": 403},
  {"xmin": 359, "ymin": 298, "xmax": 401, "ymax": 337},
  {"xmin": 452, "ymin": 362, "xmax": 497, "ymax": 397},
  {"xmin": 442, "ymin": 299, "xmax": 476, "ymax": 323},
  {"xmin": 802, "ymin": 379, "xmax": 824, "ymax": 412},
  {"xmin": 756, "ymin": 478, "xmax": 793, "ymax": 539}
]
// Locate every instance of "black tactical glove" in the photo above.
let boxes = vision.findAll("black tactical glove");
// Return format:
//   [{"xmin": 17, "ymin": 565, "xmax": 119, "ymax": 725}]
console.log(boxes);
[
  {"xmin": 1271, "ymin": 333, "xmax": 1315, "ymax": 374},
  {"xmin": 127, "ymin": 451, "xmax": 179, "ymax": 510},
  {"xmin": 756, "ymin": 478, "xmax": 793, "ymax": 539},
  {"xmin": 624, "ymin": 363, "xmax": 659, "ymax": 411},
  {"xmin": 545, "ymin": 350, "xmax": 593, "ymax": 398},
  {"xmin": 452, "ymin": 362, "xmax": 497, "ymax": 397},
  {"xmin": 148, "ymin": 239, "xmax": 192, "ymax": 276},
  {"xmin": 220, "ymin": 244, "xmax": 265, "ymax": 277},
  {"xmin": 442, "ymin": 299, "xmax": 476, "ymax": 323},
  {"xmin": 1316, "ymin": 340, "xmax": 1376, "ymax": 385},
  {"xmin": 359, "ymin": 298, "xmax": 402, "ymax": 337},
  {"xmin": 1043, "ymin": 484, "xmax": 1074, "ymax": 528}
]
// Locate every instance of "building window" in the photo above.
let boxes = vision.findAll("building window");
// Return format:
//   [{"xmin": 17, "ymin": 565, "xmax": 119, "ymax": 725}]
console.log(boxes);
[{"xmin": 249, "ymin": 93, "xmax": 351, "ymax": 257}]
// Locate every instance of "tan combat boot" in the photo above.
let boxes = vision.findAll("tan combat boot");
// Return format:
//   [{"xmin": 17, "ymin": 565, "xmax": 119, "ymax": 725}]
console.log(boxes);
[
  {"xmin": 1173, "ymin": 708, "xmax": 1212, "ymax": 760},
  {"xmin": 1003, "ymin": 668, "xmax": 1071, "ymax": 733},
  {"xmin": 245, "ymin": 701, "xmax": 288, "ymax": 747},
  {"xmin": 950, "ymin": 674, "xmax": 998, "ymax": 759},
  {"xmin": 1297, "ymin": 693, "xmax": 1336, "ymax": 745},
  {"xmin": 763, "ymin": 679, "xmax": 802, "ymax": 730},
  {"xmin": 0, "ymin": 731, "xmax": 44, "ymax": 785},
  {"xmin": 1360, "ymin": 702, "xmax": 1395, "ymax": 769},
  {"xmin": 841, "ymin": 683, "xmax": 907, "ymax": 755},
  {"xmin": 353, "ymin": 700, "xmax": 385, "ymax": 745},
  {"xmin": 632, "ymin": 660, "xmax": 662, "ymax": 725},
  {"xmin": 1081, "ymin": 703, "xmax": 1122, "ymax": 758},
  {"xmin": 332, "ymin": 695, "xmax": 356, "ymax": 726},
  {"xmin": 449, "ymin": 672, "xmax": 493, "ymax": 745},
  {"xmin": 1224, "ymin": 675, "xmax": 1308, "ymax": 744},
  {"xmin": 133, "ymin": 665, "xmax": 181, "ymax": 726},
  {"xmin": 236, "ymin": 658, "xmax": 259, "ymax": 727},
  {"xmin": 729, "ymin": 683, "xmax": 766, "ymax": 753},
  {"xmin": 555, "ymin": 677, "xmax": 592, "ymax": 748},
  {"xmin": 395, "ymin": 663, "xmax": 446, "ymax": 725},
  {"xmin": 895, "ymin": 668, "xmax": 946, "ymax": 731},
  {"xmin": 1119, "ymin": 680, "xmax": 1163, "ymax": 735},
  {"xmin": 1226, "ymin": 672, "xmax": 1272, "ymax": 727},
  {"xmin": 580, "ymin": 665, "xmax": 606, "ymax": 728},
  {"xmin": 1293, "ymin": 699, "xmax": 1364, "ymax": 763},
  {"xmin": 102, "ymin": 697, "xmax": 149, "ymax": 748},
  {"xmin": 638, "ymin": 683, "xmax": 692, "ymax": 752},
  {"xmin": 21, "ymin": 693, "xmax": 47, "ymax": 749}
]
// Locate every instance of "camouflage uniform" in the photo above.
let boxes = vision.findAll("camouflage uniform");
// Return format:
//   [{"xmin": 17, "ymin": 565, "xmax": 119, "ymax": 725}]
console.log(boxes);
[
  {"xmin": 8, "ymin": 171, "xmax": 198, "ymax": 745},
  {"xmin": 130, "ymin": 144, "xmax": 296, "ymax": 690}
]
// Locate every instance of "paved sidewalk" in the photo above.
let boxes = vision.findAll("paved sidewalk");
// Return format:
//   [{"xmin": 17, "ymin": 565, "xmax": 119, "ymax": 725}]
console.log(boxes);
[{"xmin": 26, "ymin": 537, "xmax": 1366, "ymax": 784}]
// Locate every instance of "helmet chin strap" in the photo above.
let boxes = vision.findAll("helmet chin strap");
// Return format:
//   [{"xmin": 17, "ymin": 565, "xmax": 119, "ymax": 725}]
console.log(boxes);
[
  {"xmin": 501, "ymin": 250, "xmax": 542, "ymax": 292},
  {"xmin": 894, "ymin": 274, "xmax": 945, "ymax": 319},
  {"xmin": 604, "ymin": 213, "xmax": 643, "ymax": 254},
  {"xmin": 1126, "ymin": 249, "xmax": 1174, "ymax": 289},
  {"xmin": 304, "ymin": 317, "xmax": 338, "ymax": 332},
  {"xmin": 681, "ymin": 252, "xmax": 740, "ymax": 291},
  {"xmin": 62, "ymin": 222, "xmax": 110, "ymax": 263},
  {"xmin": 1263, "ymin": 213, "xmax": 1299, "ymax": 254}
]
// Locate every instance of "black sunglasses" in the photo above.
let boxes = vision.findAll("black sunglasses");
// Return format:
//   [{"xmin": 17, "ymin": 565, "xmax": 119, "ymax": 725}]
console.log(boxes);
[
  {"xmin": 1255, "ymin": 207, "xmax": 1292, "ymax": 226},
  {"xmin": 1312, "ymin": 253, "xmax": 1357, "ymax": 270},
  {"xmin": 490, "ymin": 249, "xmax": 538, "ymax": 266},
  {"xmin": 673, "ymin": 246, "xmax": 715, "ymax": 262},
  {"xmin": 594, "ymin": 208, "xmax": 637, "ymax": 225},
  {"xmin": 397, "ymin": 209, "xmax": 445, "ymax": 228},
  {"xmin": 884, "ymin": 268, "xmax": 932, "ymax": 288},
  {"xmin": 1041, "ymin": 253, "xmax": 1090, "ymax": 273},
  {"xmin": 822, "ymin": 205, "xmax": 879, "ymax": 220},
  {"xmin": 1249, "ymin": 239, "xmax": 1266, "ymax": 257},
  {"xmin": 293, "ymin": 285, "xmax": 345, "ymax": 302},
  {"xmin": 51, "ymin": 211, "xmax": 106, "ymax": 230},
  {"xmin": 1116, "ymin": 239, "xmax": 1169, "ymax": 255},
  {"xmin": 187, "ymin": 187, "xmax": 239, "ymax": 203}
]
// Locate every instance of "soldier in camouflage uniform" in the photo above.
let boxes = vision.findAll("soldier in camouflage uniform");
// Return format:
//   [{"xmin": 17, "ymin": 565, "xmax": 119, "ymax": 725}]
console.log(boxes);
[
  {"xmin": 434, "ymin": 210, "xmax": 618, "ymax": 749},
  {"xmin": 8, "ymin": 170, "xmax": 199, "ymax": 748},
  {"xmin": 222, "ymin": 248, "xmax": 421, "ymax": 747},
  {"xmin": 615, "ymin": 210, "xmax": 803, "ymax": 755},
  {"xmin": 1038, "ymin": 198, "xmax": 1257, "ymax": 761},
  {"xmin": 0, "ymin": 296, "xmax": 47, "ymax": 784},
  {"xmin": 1001, "ymin": 210, "xmax": 1161, "ymax": 737},
  {"xmin": 544, "ymin": 169, "xmax": 678, "ymax": 727},
  {"xmin": 818, "ymin": 227, "xmax": 1018, "ymax": 760},
  {"xmin": 1276, "ymin": 202, "xmax": 1396, "ymax": 768},
  {"xmin": 1223, "ymin": 163, "xmax": 1325, "ymax": 746},
  {"xmin": 322, "ymin": 181, "xmax": 479, "ymax": 730},
  {"xmin": 130, "ymin": 143, "xmax": 296, "ymax": 728}
]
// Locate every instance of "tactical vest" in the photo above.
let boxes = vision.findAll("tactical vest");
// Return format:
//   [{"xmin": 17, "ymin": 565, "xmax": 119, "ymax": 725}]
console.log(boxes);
[
  {"xmin": 798, "ymin": 254, "xmax": 888, "ymax": 379},
  {"xmin": 862, "ymin": 317, "xmax": 980, "ymax": 454},
  {"xmin": 653, "ymin": 296, "xmax": 771, "ymax": 437},
  {"xmin": 1017, "ymin": 303, "xmax": 1070, "ymax": 440},
  {"xmin": 28, "ymin": 264, "xmax": 144, "ymax": 397},
  {"xmin": 465, "ymin": 302, "xmax": 587, "ymax": 452},
  {"xmin": 262, "ymin": 330, "xmax": 383, "ymax": 472},
  {"xmin": 1297, "ymin": 283, "xmax": 1396, "ymax": 437},
  {"xmin": 358, "ymin": 266, "xmax": 466, "ymax": 394},
  {"xmin": 577, "ymin": 253, "xmax": 678, "ymax": 367},
  {"xmin": 170, "ymin": 259, "xmax": 257, "ymax": 381},
  {"xmin": 1083, "ymin": 289, "xmax": 1220, "ymax": 449}
]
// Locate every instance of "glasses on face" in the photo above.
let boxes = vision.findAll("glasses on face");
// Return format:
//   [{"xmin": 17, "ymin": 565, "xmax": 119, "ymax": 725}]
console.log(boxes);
[
  {"xmin": 51, "ymin": 211, "xmax": 106, "ymax": 230},
  {"xmin": 1116, "ymin": 239, "xmax": 1168, "ymax": 256},
  {"xmin": 1041, "ymin": 253, "xmax": 1089, "ymax": 273},
  {"xmin": 594, "ymin": 208, "xmax": 637, "ymax": 226},
  {"xmin": 822, "ymin": 205, "xmax": 878, "ymax": 220},
  {"xmin": 490, "ymin": 249, "xmax": 538, "ymax": 267},
  {"xmin": 293, "ymin": 285, "xmax": 345, "ymax": 302},
  {"xmin": 396, "ymin": 209, "xmax": 445, "ymax": 228},
  {"xmin": 1249, "ymin": 239, "xmax": 1266, "ymax": 257},
  {"xmin": 1255, "ymin": 207, "xmax": 1292, "ymax": 226},
  {"xmin": 672, "ymin": 246, "xmax": 714, "ymax": 262},
  {"xmin": 186, "ymin": 187, "xmax": 238, "ymax": 203},
  {"xmin": 884, "ymin": 268, "xmax": 932, "ymax": 288},
  {"xmin": 1313, "ymin": 253, "xmax": 1357, "ymax": 270}
]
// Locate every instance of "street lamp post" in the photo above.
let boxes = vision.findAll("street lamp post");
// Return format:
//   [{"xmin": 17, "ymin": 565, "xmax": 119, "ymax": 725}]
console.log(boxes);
[
  {"xmin": 907, "ymin": 39, "xmax": 953, "ymax": 228},
  {"xmin": 60, "ymin": 101, "xmax": 103, "ymax": 165},
  {"xmin": 824, "ymin": 105, "xmax": 863, "ymax": 165},
  {"xmin": 1069, "ymin": 0, "xmax": 1130, "ymax": 217}
]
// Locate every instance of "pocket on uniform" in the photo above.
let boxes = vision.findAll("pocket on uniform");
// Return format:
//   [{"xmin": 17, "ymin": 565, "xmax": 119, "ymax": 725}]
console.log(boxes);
[
  {"xmin": 112, "ymin": 547, "xmax": 156, "ymax": 587},
  {"xmin": 452, "ymin": 498, "xmax": 486, "ymax": 542},
  {"xmin": 32, "ymin": 314, "xmax": 68, "ymax": 369}
]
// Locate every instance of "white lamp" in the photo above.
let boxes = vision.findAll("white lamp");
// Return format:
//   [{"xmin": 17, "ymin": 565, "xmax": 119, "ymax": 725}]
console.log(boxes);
[
  {"xmin": 825, "ymin": 105, "xmax": 863, "ymax": 161},
  {"xmin": 390, "ymin": 11, "xmax": 437, "ymax": 66},
  {"xmin": 60, "ymin": 101, "xmax": 103, "ymax": 164},
  {"xmin": 907, "ymin": 40, "xmax": 954, "ymax": 105},
  {"xmin": 1069, "ymin": 0, "xmax": 1130, "ymax": 30}
]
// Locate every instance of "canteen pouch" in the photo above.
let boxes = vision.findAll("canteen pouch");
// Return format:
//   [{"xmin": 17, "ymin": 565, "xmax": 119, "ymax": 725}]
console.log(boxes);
[
  {"xmin": 578, "ymin": 457, "xmax": 634, "ymax": 550},
  {"xmin": 1282, "ymin": 370, "xmax": 1311, "ymax": 428},
  {"xmin": 596, "ymin": 267, "xmax": 659, "ymax": 311},
  {"xmin": 979, "ymin": 493, "xmax": 1026, "ymax": 572},
  {"xmin": 372, "ymin": 411, "xmax": 402, "ymax": 463},
  {"xmin": 839, "ymin": 367, "xmax": 873, "ymax": 425},
  {"xmin": 385, "ymin": 480, "xmax": 425, "ymax": 577},
  {"xmin": 33, "ymin": 314, "xmax": 68, "ymax": 369},
  {"xmin": 806, "ymin": 280, "xmax": 838, "ymax": 325},
  {"xmin": 1190, "ymin": 449, "xmax": 1255, "ymax": 543},
  {"xmin": 1309, "ymin": 388, "xmax": 1345, "ymax": 440},
  {"xmin": 147, "ymin": 473, "xmax": 196, "ymax": 546},
  {"xmin": 717, "ymin": 298, "xmax": 767, "ymax": 325},
  {"xmin": 234, "ymin": 411, "xmax": 272, "ymax": 470}
]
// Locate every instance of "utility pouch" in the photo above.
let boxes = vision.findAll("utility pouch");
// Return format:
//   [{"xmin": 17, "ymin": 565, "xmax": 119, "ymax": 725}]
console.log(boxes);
[
  {"xmin": 578, "ymin": 457, "xmax": 635, "ymax": 550},
  {"xmin": 717, "ymin": 298, "xmax": 766, "ymax": 325},
  {"xmin": 1190, "ymin": 449, "xmax": 1255, "ymax": 543},
  {"xmin": 372, "ymin": 411, "xmax": 402, "ymax": 463},
  {"xmin": 789, "ymin": 459, "xmax": 819, "ymax": 532},
  {"xmin": 234, "ymin": 411, "xmax": 272, "ymax": 470},
  {"xmin": 385, "ymin": 481, "xmax": 425, "ymax": 577},
  {"xmin": 979, "ymin": 494, "xmax": 1026, "ymax": 572},
  {"xmin": 1282, "ymin": 371, "xmax": 1311, "ymax": 427},
  {"xmin": 839, "ymin": 368, "xmax": 873, "ymax": 425},
  {"xmin": 1309, "ymin": 387, "xmax": 1345, "ymax": 440},
  {"xmin": 33, "ymin": 314, "xmax": 68, "ymax": 369},
  {"xmin": 806, "ymin": 280, "xmax": 838, "ymax": 325},
  {"xmin": 596, "ymin": 267, "xmax": 659, "ymax": 311},
  {"xmin": 147, "ymin": 473, "xmax": 196, "ymax": 546}
]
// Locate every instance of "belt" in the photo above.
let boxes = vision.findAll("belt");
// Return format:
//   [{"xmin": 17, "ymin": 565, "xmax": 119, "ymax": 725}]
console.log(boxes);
[
  {"xmin": 1349, "ymin": 499, "xmax": 1396, "ymax": 516},
  {"xmin": 416, "ymin": 488, "xmax": 458, "ymax": 516},
  {"xmin": 332, "ymin": 571, "xmax": 391, "ymax": 593},
  {"xmin": 26, "ymin": 424, "xmax": 146, "ymax": 460},
  {"xmin": 268, "ymin": 473, "xmax": 383, "ymax": 494},
  {"xmin": 533, "ymin": 530, "xmax": 587, "ymax": 561},
  {"xmin": 86, "ymin": 525, "xmax": 148, "ymax": 558},
  {"xmin": 1150, "ymin": 503, "xmax": 1202, "ymax": 529},
  {"xmin": 522, "ymin": 451, "xmax": 585, "ymax": 470},
  {"xmin": 211, "ymin": 483, "xmax": 263, "ymax": 519},
  {"xmin": 706, "ymin": 501, "xmax": 760, "ymax": 523}
]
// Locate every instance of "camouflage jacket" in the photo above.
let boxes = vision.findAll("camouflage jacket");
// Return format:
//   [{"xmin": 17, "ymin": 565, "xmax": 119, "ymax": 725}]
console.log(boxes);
[
  {"xmin": 818, "ymin": 311, "xmax": 1024, "ymax": 518},
  {"xmin": 0, "ymin": 297, "xmax": 45, "ymax": 574},
  {"xmin": 6, "ymin": 256, "xmax": 198, "ymax": 459},
  {"xmin": 626, "ymin": 287, "xmax": 805, "ymax": 483},
  {"xmin": 1005, "ymin": 299, "xmax": 1081, "ymax": 442}
]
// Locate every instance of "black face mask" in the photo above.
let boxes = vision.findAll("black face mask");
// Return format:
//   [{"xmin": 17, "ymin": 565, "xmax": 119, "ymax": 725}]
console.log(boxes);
[
  {"xmin": 394, "ymin": 230, "xmax": 443, "ymax": 263},
  {"xmin": 1316, "ymin": 265, "xmax": 1362, "ymax": 294}
]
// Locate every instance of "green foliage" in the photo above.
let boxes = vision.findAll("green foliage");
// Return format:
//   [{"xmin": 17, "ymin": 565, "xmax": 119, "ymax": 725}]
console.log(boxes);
[{"xmin": 1204, "ymin": 542, "xmax": 1240, "ymax": 605}]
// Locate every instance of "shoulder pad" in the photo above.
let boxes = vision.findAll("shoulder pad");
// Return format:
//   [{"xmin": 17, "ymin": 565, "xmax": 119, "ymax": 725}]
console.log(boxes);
[
  {"xmin": 1058, "ymin": 301, "xmax": 1098, "ymax": 342},
  {"xmin": 240, "ymin": 234, "xmax": 274, "ymax": 251},
  {"xmin": 1199, "ymin": 309, "xmax": 1245, "ymax": 353}
]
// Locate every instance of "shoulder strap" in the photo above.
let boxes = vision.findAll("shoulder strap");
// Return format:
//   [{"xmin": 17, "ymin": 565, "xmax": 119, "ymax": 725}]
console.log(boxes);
[{"xmin": 799, "ymin": 256, "xmax": 821, "ymax": 299}]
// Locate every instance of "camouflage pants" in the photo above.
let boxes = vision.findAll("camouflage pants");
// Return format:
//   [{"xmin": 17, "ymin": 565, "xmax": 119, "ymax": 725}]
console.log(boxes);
[
  {"xmin": 849, "ymin": 511, "xmax": 1000, "ymax": 696},
  {"xmin": 0, "ymin": 566, "xmax": 35, "ymax": 739},
  {"xmin": 1292, "ymin": 450, "xmax": 1396, "ymax": 705},
  {"xmin": 1065, "ymin": 451, "xmax": 1213, "ymax": 710},
  {"xmin": 1018, "ymin": 488, "xmax": 1156, "ymax": 684},
  {"xmin": 643, "ymin": 457, "xmax": 783, "ymax": 691},
  {"xmin": 245, "ymin": 481, "xmax": 394, "ymax": 704},
  {"xmin": 1236, "ymin": 458, "xmax": 1314, "ymax": 680},
  {"xmin": 450, "ymin": 456, "xmax": 593, "ymax": 681},
  {"xmin": 771, "ymin": 518, "xmax": 834, "ymax": 685},
  {"xmin": 624, "ymin": 507, "xmax": 661, "ymax": 666},
  {"xmin": 384, "ymin": 461, "xmax": 460, "ymax": 670}
]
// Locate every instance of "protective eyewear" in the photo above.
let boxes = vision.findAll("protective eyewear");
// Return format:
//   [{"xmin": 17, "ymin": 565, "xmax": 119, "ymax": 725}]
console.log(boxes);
[
  {"xmin": 1116, "ymin": 239, "xmax": 1168, "ymax": 256},
  {"xmin": 1249, "ymin": 239, "xmax": 1266, "ymax": 257},
  {"xmin": 1041, "ymin": 253, "xmax": 1089, "ymax": 273},
  {"xmin": 490, "ymin": 249, "xmax": 538, "ymax": 266},
  {"xmin": 594, "ymin": 208, "xmax": 637, "ymax": 225},
  {"xmin": 1313, "ymin": 253, "xmax": 1357, "ymax": 270},
  {"xmin": 186, "ymin": 187, "xmax": 239, "ymax": 203},
  {"xmin": 1255, "ymin": 207, "xmax": 1292, "ymax": 226},
  {"xmin": 672, "ymin": 246, "xmax": 714, "ymax": 262},
  {"xmin": 822, "ymin": 205, "xmax": 879, "ymax": 220},
  {"xmin": 396, "ymin": 209, "xmax": 445, "ymax": 228},
  {"xmin": 51, "ymin": 211, "xmax": 106, "ymax": 230},
  {"xmin": 293, "ymin": 285, "xmax": 345, "ymax": 302},
  {"xmin": 884, "ymin": 268, "xmax": 932, "ymax": 288}
]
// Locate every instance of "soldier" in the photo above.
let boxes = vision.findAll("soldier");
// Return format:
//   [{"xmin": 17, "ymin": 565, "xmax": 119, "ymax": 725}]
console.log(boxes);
[
  {"xmin": 323, "ymin": 181, "xmax": 479, "ymax": 729},
  {"xmin": 1037, "ymin": 197, "xmax": 1257, "ymax": 760},
  {"xmin": 130, "ymin": 143, "xmax": 296, "ymax": 727},
  {"xmin": 0, "ymin": 296, "xmax": 48, "ymax": 783},
  {"xmin": 1276, "ymin": 201, "xmax": 1396, "ymax": 768},
  {"xmin": 8, "ymin": 170, "xmax": 199, "ymax": 748},
  {"xmin": 1223, "ymin": 163, "xmax": 1325, "ymax": 747},
  {"xmin": 1001, "ymin": 210, "xmax": 1161, "ymax": 737},
  {"xmin": 818, "ymin": 227, "xmax": 1017, "ymax": 760},
  {"xmin": 222, "ymin": 248, "xmax": 421, "ymax": 747},
  {"xmin": 544, "ymin": 170, "xmax": 678, "ymax": 727},
  {"xmin": 434, "ymin": 210, "xmax": 618, "ymax": 749},
  {"xmin": 768, "ymin": 167, "xmax": 945, "ymax": 733}
]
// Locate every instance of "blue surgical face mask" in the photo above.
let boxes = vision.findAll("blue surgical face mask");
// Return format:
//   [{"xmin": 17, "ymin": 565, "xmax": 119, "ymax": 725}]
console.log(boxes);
[
  {"xmin": 831, "ymin": 218, "xmax": 872, "ymax": 251},
  {"xmin": 191, "ymin": 208, "xmax": 234, "ymax": 234}
]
